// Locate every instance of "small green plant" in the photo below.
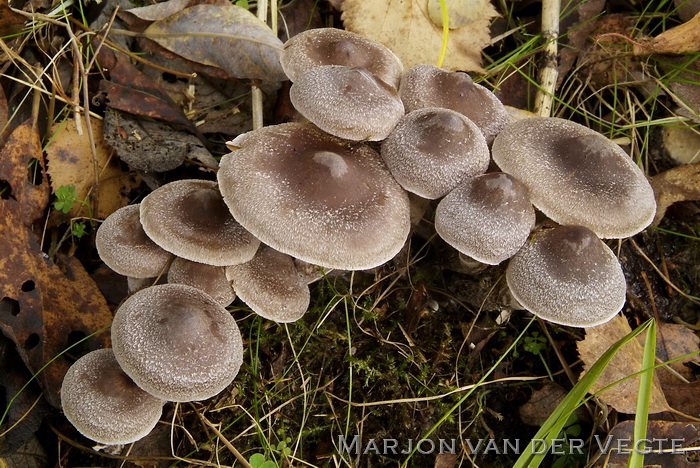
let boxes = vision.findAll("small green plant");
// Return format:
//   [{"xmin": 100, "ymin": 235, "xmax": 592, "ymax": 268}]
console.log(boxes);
[
  {"xmin": 247, "ymin": 453, "xmax": 277, "ymax": 468},
  {"xmin": 235, "ymin": 0, "xmax": 249, "ymax": 8},
  {"xmin": 514, "ymin": 331, "xmax": 553, "ymax": 378},
  {"xmin": 53, "ymin": 185, "xmax": 90, "ymax": 239}
]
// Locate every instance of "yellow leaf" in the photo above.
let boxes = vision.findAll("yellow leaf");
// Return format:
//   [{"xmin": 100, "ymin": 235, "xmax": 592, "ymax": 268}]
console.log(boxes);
[
  {"xmin": 634, "ymin": 11, "xmax": 700, "ymax": 55},
  {"xmin": 341, "ymin": 0, "xmax": 497, "ymax": 72}
]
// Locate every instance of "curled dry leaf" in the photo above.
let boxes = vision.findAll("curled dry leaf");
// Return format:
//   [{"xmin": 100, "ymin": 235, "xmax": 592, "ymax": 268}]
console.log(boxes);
[
  {"xmin": 634, "ymin": 12, "xmax": 700, "ymax": 55},
  {"xmin": 577, "ymin": 315, "xmax": 671, "ymax": 414},
  {"xmin": 650, "ymin": 162, "xmax": 700, "ymax": 224},
  {"xmin": 143, "ymin": 4, "xmax": 286, "ymax": 82},
  {"xmin": 45, "ymin": 118, "xmax": 140, "ymax": 219},
  {"xmin": 342, "ymin": 0, "xmax": 497, "ymax": 72},
  {"xmin": 0, "ymin": 121, "xmax": 112, "ymax": 408}
]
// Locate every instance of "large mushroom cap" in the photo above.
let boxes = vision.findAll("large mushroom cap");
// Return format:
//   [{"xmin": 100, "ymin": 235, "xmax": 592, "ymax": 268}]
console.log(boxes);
[
  {"xmin": 61, "ymin": 348, "xmax": 163, "ymax": 445},
  {"xmin": 435, "ymin": 173, "xmax": 535, "ymax": 265},
  {"xmin": 399, "ymin": 64, "xmax": 509, "ymax": 143},
  {"xmin": 289, "ymin": 65, "xmax": 405, "ymax": 141},
  {"xmin": 491, "ymin": 117, "xmax": 656, "ymax": 238},
  {"xmin": 167, "ymin": 257, "xmax": 236, "ymax": 307},
  {"xmin": 381, "ymin": 107, "xmax": 490, "ymax": 199},
  {"xmin": 506, "ymin": 225, "xmax": 627, "ymax": 327},
  {"xmin": 226, "ymin": 245, "xmax": 310, "ymax": 323},
  {"xmin": 96, "ymin": 204, "xmax": 173, "ymax": 278},
  {"xmin": 218, "ymin": 123, "xmax": 411, "ymax": 270},
  {"xmin": 140, "ymin": 179, "xmax": 260, "ymax": 266},
  {"xmin": 280, "ymin": 28, "xmax": 403, "ymax": 89},
  {"xmin": 111, "ymin": 284, "xmax": 244, "ymax": 402}
]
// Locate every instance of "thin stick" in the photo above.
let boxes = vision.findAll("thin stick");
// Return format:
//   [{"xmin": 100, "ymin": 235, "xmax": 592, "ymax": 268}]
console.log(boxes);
[{"xmin": 534, "ymin": 0, "xmax": 560, "ymax": 116}]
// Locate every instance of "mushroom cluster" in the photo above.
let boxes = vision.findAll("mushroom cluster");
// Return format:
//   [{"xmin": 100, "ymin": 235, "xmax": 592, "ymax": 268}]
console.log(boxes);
[{"xmin": 62, "ymin": 27, "xmax": 657, "ymax": 444}]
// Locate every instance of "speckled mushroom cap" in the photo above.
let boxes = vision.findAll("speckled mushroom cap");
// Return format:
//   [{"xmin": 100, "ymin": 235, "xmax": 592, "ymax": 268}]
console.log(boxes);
[
  {"xmin": 218, "ymin": 123, "xmax": 411, "ymax": 270},
  {"xmin": 289, "ymin": 65, "xmax": 405, "ymax": 141},
  {"xmin": 381, "ymin": 107, "xmax": 490, "ymax": 199},
  {"xmin": 61, "ymin": 348, "xmax": 163, "ymax": 445},
  {"xmin": 111, "ymin": 284, "xmax": 243, "ymax": 402},
  {"xmin": 281, "ymin": 28, "xmax": 403, "ymax": 89},
  {"xmin": 226, "ymin": 245, "xmax": 309, "ymax": 323},
  {"xmin": 491, "ymin": 117, "xmax": 656, "ymax": 238},
  {"xmin": 506, "ymin": 225, "xmax": 627, "ymax": 327},
  {"xmin": 96, "ymin": 204, "xmax": 173, "ymax": 278},
  {"xmin": 167, "ymin": 257, "xmax": 236, "ymax": 307},
  {"xmin": 140, "ymin": 179, "xmax": 260, "ymax": 266},
  {"xmin": 398, "ymin": 64, "xmax": 509, "ymax": 143},
  {"xmin": 435, "ymin": 173, "xmax": 536, "ymax": 265}
]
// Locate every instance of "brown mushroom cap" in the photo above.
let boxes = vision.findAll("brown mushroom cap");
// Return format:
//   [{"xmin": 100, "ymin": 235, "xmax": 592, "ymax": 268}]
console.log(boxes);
[
  {"xmin": 167, "ymin": 257, "xmax": 236, "ymax": 307},
  {"xmin": 111, "ymin": 284, "xmax": 243, "ymax": 402},
  {"xmin": 398, "ymin": 64, "xmax": 509, "ymax": 143},
  {"xmin": 491, "ymin": 117, "xmax": 656, "ymax": 238},
  {"xmin": 381, "ymin": 107, "xmax": 490, "ymax": 199},
  {"xmin": 435, "ymin": 173, "xmax": 536, "ymax": 264},
  {"xmin": 280, "ymin": 28, "xmax": 403, "ymax": 89},
  {"xmin": 506, "ymin": 225, "xmax": 627, "ymax": 327},
  {"xmin": 96, "ymin": 204, "xmax": 173, "ymax": 278},
  {"xmin": 140, "ymin": 179, "xmax": 260, "ymax": 266},
  {"xmin": 61, "ymin": 348, "xmax": 163, "ymax": 445},
  {"xmin": 289, "ymin": 65, "xmax": 405, "ymax": 141},
  {"xmin": 218, "ymin": 123, "xmax": 411, "ymax": 270},
  {"xmin": 226, "ymin": 245, "xmax": 309, "ymax": 323}
]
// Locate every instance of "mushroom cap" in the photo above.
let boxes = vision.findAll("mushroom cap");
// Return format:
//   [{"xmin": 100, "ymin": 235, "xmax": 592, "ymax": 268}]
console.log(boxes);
[
  {"xmin": 61, "ymin": 348, "xmax": 163, "ymax": 445},
  {"xmin": 226, "ymin": 245, "xmax": 309, "ymax": 323},
  {"xmin": 289, "ymin": 65, "xmax": 405, "ymax": 141},
  {"xmin": 218, "ymin": 123, "xmax": 411, "ymax": 270},
  {"xmin": 140, "ymin": 179, "xmax": 260, "ymax": 266},
  {"xmin": 380, "ymin": 107, "xmax": 490, "ymax": 199},
  {"xmin": 167, "ymin": 257, "xmax": 236, "ymax": 307},
  {"xmin": 96, "ymin": 204, "xmax": 173, "ymax": 278},
  {"xmin": 435, "ymin": 173, "xmax": 536, "ymax": 264},
  {"xmin": 506, "ymin": 225, "xmax": 627, "ymax": 327},
  {"xmin": 280, "ymin": 28, "xmax": 403, "ymax": 89},
  {"xmin": 491, "ymin": 117, "xmax": 656, "ymax": 238},
  {"xmin": 111, "ymin": 284, "xmax": 244, "ymax": 402},
  {"xmin": 398, "ymin": 64, "xmax": 509, "ymax": 143}
]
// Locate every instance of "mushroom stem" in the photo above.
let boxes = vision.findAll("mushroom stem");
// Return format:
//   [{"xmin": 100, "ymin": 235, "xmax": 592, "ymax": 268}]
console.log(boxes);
[
  {"xmin": 534, "ymin": 0, "xmax": 560, "ymax": 117},
  {"xmin": 251, "ymin": 0, "xmax": 272, "ymax": 130}
]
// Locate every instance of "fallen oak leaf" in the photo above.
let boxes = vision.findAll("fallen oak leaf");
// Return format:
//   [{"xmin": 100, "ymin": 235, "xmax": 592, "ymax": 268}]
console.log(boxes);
[
  {"xmin": 0, "ymin": 120, "xmax": 112, "ymax": 408},
  {"xmin": 650, "ymin": 162, "xmax": 700, "ymax": 224},
  {"xmin": 143, "ymin": 4, "xmax": 286, "ymax": 82},
  {"xmin": 341, "ymin": 0, "xmax": 497, "ymax": 72},
  {"xmin": 634, "ymin": 11, "xmax": 700, "ymax": 55}
]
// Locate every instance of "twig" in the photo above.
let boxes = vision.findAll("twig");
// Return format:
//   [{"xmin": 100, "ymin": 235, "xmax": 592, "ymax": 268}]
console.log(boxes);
[
  {"xmin": 197, "ymin": 413, "xmax": 252, "ymax": 468},
  {"xmin": 534, "ymin": 0, "xmax": 560, "ymax": 116}
]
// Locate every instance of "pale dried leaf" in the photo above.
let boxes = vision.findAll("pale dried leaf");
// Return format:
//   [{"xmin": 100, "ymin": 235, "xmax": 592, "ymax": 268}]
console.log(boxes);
[
  {"xmin": 46, "ymin": 119, "xmax": 140, "ymax": 219},
  {"xmin": 650, "ymin": 162, "xmax": 700, "ymax": 224},
  {"xmin": 127, "ymin": 0, "xmax": 191, "ymax": 21},
  {"xmin": 144, "ymin": 4, "xmax": 286, "ymax": 81},
  {"xmin": 663, "ymin": 125, "xmax": 700, "ymax": 164},
  {"xmin": 341, "ymin": 0, "xmax": 497, "ymax": 72},
  {"xmin": 578, "ymin": 315, "xmax": 671, "ymax": 414},
  {"xmin": 426, "ymin": 0, "xmax": 491, "ymax": 28},
  {"xmin": 634, "ymin": 12, "xmax": 700, "ymax": 55}
]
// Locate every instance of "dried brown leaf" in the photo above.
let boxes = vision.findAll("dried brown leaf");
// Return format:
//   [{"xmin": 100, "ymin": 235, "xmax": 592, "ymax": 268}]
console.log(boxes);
[
  {"xmin": 144, "ymin": 4, "xmax": 286, "ymax": 82},
  {"xmin": 0, "ymin": 0, "xmax": 25, "ymax": 37},
  {"xmin": 45, "ymin": 119, "xmax": 140, "ymax": 219},
  {"xmin": 656, "ymin": 322, "xmax": 700, "ymax": 383},
  {"xmin": 634, "ymin": 12, "xmax": 700, "ymax": 55},
  {"xmin": 578, "ymin": 315, "xmax": 671, "ymax": 414},
  {"xmin": 341, "ymin": 0, "xmax": 497, "ymax": 72},
  {"xmin": 650, "ymin": 162, "xmax": 700, "ymax": 224},
  {"xmin": 0, "ymin": 121, "xmax": 112, "ymax": 408}
]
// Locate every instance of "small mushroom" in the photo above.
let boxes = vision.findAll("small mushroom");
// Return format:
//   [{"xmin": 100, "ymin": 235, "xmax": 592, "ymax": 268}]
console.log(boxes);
[
  {"xmin": 226, "ymin": 245, "xmax": 309, "ymax": 323},
  {"xmin": 435, "ymin": 173, "xmax": 535, "ymax": 264},
  {"xmin": 506, "ymin": 225, "xmax": 627, "ymax": 327},
  {"xmin": 167, "ymin": 257, "xmax": 236, "ymax": 307},
  {"xmin": 280, "ymin": 28, "xmax": 403, "ymax": 89},
  {"xmin": 491, "ymin": 117, "xmax": 656, "ymax": 238},
  {"xmin": 399, "ymin": 64, "xmax": 509, "ymax": 143},
  {"xmin": 96, "ymin": 204, "xmax": 173, "ymax": 278},
  {"xmin": 111, "ymin": 284, "xmax": 244, "ymax": 402},
  {"xmin": 381, "ymin": 107, "xmax": 490, "ymax": 199},
  {"xmin": 289, "ymin": 65, "xmax": 405, "ymax": 141},
  {"xmin": 61, "ymin": 348, "xmax": 163, "ymax": 445},
  {"xmin": 140, "ymin": 179, "xmax": 260, "ymax": 266},
  {"xmin": 218, "ymin": 123, "xmax": 411, "ymax": 270}
]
